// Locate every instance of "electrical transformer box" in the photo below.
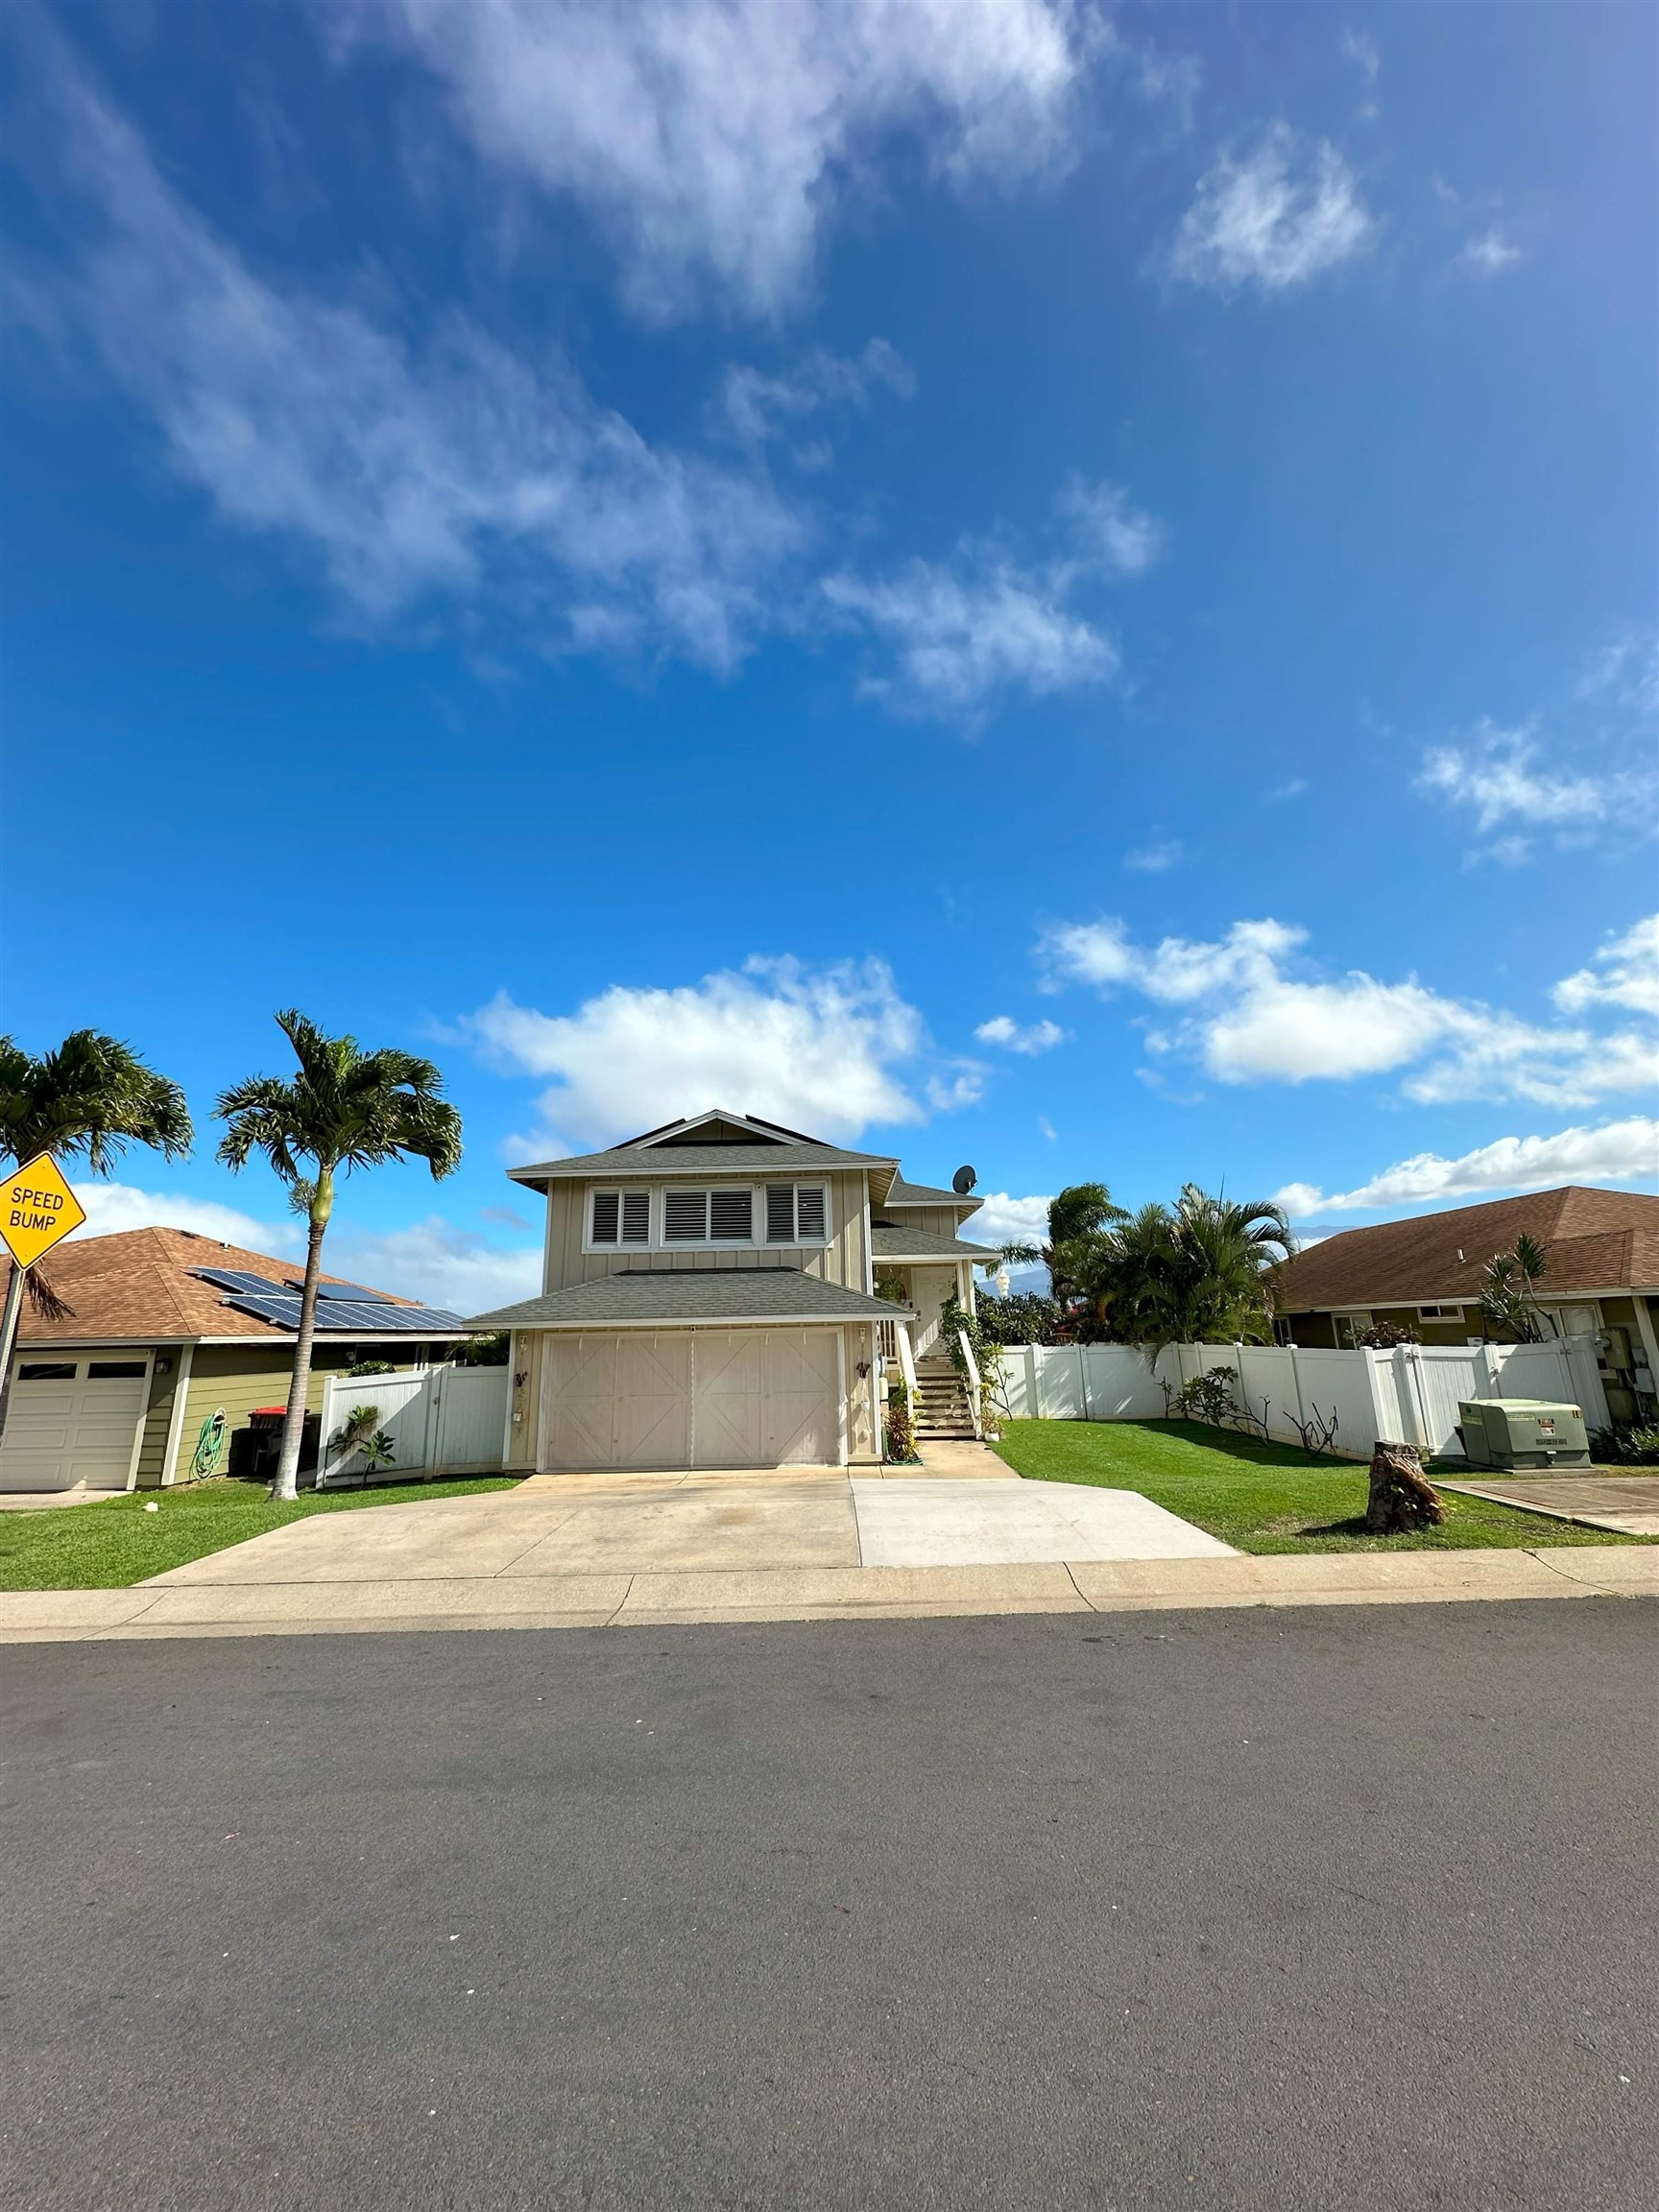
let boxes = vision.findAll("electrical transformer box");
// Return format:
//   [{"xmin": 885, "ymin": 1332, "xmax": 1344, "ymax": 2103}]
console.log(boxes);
[{"xmin": 1457, "ymin": 1399, "xmax": 1591, "ymax": 1470}]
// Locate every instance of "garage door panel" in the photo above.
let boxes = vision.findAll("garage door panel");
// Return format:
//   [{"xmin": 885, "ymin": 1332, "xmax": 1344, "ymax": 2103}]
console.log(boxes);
[
  {"xmin": 692, "ymin": 1334, "xmax": 764, "ymax": 1468},
  {"xmin": 541, "ymin": 1335, "xmax": 617, "ymax": 1471},
  {"xmin": 1, "ymin": 1364, "xmax": 148, "ymax": 1492},
  {"xmin": 615, "ymin": 1335, "xmax": 692, "ymax": 1467},
  {"xmin": 765, "ymin": 1331, "xmax": 841, "ymax": 1467}
]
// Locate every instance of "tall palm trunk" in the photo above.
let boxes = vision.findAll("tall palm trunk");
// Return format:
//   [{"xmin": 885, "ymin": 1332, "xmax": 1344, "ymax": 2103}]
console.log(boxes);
[{"xmin": 273, "ymin": 1167, "xmax": 332, "ymax": 1501}]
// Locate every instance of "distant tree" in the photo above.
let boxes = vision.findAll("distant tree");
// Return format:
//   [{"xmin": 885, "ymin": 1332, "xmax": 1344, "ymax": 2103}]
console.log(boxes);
[
  {"xmin": 217, "ymin": 1012, "xmax": 462, "ymax": 1501},
  {"xmin": 0, "ymin": 1031, "xmax": 192, "ymax": 1436}
]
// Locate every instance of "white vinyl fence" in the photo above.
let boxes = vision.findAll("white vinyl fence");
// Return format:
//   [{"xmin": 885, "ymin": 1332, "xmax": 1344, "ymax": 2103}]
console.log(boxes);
[
  {"xmin": 994, "ymin": 1338, "xmax": 1608, "ymax": 1462},
  {"xmin": 316, "ymin": 1365, "xmax": 510, "ymax": 1486}
]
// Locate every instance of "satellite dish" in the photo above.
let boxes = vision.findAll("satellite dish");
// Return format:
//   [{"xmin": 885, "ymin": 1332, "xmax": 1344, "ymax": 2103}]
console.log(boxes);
[{"xmin": 951, "ymin": 1165, "xmax": 977, "ymax": 1194}]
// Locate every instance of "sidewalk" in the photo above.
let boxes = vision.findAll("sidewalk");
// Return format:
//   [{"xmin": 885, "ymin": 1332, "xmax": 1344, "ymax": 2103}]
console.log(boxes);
[{"xmin": 4, "ymin": 1543, "xmax": 1655, "ymax": 1642}]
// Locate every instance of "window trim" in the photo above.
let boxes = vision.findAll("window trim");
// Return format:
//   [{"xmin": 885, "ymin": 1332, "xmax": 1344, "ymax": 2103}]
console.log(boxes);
[{"xmin": 581, "ymin": 1181, "xmax": 833, "ymax": 1254}]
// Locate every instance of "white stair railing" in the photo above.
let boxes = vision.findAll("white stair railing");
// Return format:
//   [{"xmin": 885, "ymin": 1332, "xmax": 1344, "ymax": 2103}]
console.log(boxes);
[{"xmin": 956, "ymin": 1329, "xmax": 983, "ymax": 1440}]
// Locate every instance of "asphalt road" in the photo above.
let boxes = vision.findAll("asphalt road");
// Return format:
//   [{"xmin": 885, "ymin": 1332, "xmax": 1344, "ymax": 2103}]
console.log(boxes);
[{"xmin": 3, "ymin": 1602, "xmax": 1654, "ymax": 2212}]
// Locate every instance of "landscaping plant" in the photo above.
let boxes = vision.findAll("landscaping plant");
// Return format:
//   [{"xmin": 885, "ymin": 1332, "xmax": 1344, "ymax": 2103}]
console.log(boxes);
[{"xmin": 217, "ymin": 1011, "xmax": 463, "ymax": 1501}]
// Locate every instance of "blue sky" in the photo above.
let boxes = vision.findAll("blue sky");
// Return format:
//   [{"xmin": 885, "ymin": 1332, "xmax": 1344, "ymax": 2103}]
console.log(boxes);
[{"xmin": 3, "ymin": 0, "xmax": 1655, "ymax": 1313}]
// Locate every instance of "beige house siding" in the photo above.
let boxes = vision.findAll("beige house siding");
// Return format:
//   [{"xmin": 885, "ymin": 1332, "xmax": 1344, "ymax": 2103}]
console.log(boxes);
[
  {"xmin": 881, "ymin": 1204, "xmax": 978, "ymax": 1238},
  {"xmin": 541, "ymin": 1172, "xmax": 870, "ymax": 1293},
  {"xmin": 133, "ymin": 1352, "xmax": 186, "ymax": 1489}
]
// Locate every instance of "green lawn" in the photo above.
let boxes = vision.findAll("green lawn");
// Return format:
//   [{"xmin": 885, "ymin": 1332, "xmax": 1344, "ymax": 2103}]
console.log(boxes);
[
  {"xmin": 991, "ymin": 1419, "xmax": 1647, "ymax": 1553},
  {"xmin": 0, "ymin": 1473, "xmax": 520, "ymax": 1591}
]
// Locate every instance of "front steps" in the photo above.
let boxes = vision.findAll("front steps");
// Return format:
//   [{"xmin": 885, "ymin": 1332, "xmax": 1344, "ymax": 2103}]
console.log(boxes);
[{"xmin": 912, "ymin": 1358, "xmax": 975, "ymax": 1440}]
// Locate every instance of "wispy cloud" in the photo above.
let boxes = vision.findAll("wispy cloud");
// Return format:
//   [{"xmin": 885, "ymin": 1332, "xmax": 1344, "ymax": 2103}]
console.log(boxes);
[
  {"xmin": 1124, "ymin": 838, "xmax": 1182, "ymax": 874},
  {"xmin": 69, "ymin": 1182, "xmax": 301, "ymax": 1253},
  {"xmin": 974, "ymin": 1016, "xmax": 1068, "ymax": 1055},
  {"xmin": 462, "ymin": 954, "xmax": 979, "ymax": 1151},
  {"xmin": 1456, "ymin": 226, "xmax": 1523, "ymax": 277},
  {"xmin": 1276, "ymin": 1115, "xmax": 1659, "ymax": 1218},
  {"xmin": 1038, "ymin": 912, "xmax": 1659, "ymax": 1108},
  {"xmin": 1340, "ymin": 28, "xmax": 1381, "ymax": 87},
  {"xmin": 1554, "ymin": 916, "xmax": 1659, "ymax": 1021},
  {"xmin": 822, "ymin": 473, "xmax": 1156, "ymax": 718},
  {"xmin": 356, "ymin": 0, "xmax": 1093, "ymax": 322},
  {"xmin": 1167, "ymin": 126, "xmax": 1374, "ymax": 296},
  {"xmin": 14, "ymin": 36, "xmax": 809, "ymax": 667}
]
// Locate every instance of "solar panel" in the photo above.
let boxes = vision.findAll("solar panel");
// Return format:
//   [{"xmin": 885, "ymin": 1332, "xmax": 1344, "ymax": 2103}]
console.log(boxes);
[
  {"xmin": 190, "ymin": 1267, "xmax": 290, "ymax": 1297},
  {"xmin": 224, "ymin": 1293, "xmax": 466, "ymax": 1333},
  {"xmin": 294, "ymin": 1281, "xmax": 394, "ymax": 1303}
]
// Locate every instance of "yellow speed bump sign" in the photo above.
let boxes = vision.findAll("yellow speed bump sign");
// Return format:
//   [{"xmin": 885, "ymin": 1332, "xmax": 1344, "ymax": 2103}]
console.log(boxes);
[{"xmin": 2, "ymin": 1153, "xmax": 87, "ymax": 1269}]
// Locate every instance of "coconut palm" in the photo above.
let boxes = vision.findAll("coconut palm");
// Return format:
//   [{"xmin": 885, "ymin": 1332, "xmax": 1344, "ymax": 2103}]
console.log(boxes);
[
  {"xmin": 0, "ymin": 1031, "xmax": 192, "ymax": 1435},
  {"xmin": 216, "ymin": 1012, "xmax": 463, "ymax": 1500}
]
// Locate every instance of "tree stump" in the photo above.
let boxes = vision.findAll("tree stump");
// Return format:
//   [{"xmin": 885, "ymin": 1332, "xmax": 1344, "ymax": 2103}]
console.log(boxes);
[{"xmin": 1365, "ymin": 1442, "xmax": 1443, "ymax": 1533}]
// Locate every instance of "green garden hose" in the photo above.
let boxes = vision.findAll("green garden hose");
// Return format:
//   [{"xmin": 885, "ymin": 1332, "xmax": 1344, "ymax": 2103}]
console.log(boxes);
[{"xmin": 190, "ymin": 1408, "xmax": 227, "ymax": 1479}]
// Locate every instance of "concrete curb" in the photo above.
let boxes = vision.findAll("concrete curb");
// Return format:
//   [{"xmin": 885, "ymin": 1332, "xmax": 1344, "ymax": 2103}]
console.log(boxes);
[{"xmin": 2, "ymin": 1545, "xmax": 1655, "ymax": 1641}]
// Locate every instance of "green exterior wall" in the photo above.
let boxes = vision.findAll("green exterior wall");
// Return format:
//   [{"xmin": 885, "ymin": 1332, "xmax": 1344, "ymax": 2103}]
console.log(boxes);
[{"xmin": 133, "ymin": 1351, "xmax": 186, "ymax": 1489}]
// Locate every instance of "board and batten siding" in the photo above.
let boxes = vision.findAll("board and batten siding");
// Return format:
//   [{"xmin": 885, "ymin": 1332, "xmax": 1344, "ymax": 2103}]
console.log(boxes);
[
  {"xmin": 880, "ymin": 1204, "xmax": 981, "ymax": 1238},
  {"xmin": 539, "ymin": 1171, "xmax": 871, "ymax": 1295},
  {"xmin": 133, "ymin": 1351, "xmax": 187, "ymax": 1488}
]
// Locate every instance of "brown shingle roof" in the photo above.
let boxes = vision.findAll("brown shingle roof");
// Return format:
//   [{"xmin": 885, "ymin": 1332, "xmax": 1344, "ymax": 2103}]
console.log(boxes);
[
  {"xmin": 1, "ymin": 1227, "xmax": 453, "ymax": 1345},
  {"xmin": 1273, "ymin": 1187, "xmax": 1659, "ymax": 1311}
]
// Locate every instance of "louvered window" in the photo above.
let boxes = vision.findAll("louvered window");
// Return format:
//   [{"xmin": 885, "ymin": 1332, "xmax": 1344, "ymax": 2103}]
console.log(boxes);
[
  {"xmin": 664, "ymin": 1190, "xmax": 709, "ymax": 1241},
  {"xmin": 591, "ymin": 1190, "xmax": 651, "ymax": 1245},
  {"xmin": 709, "ymin": 1189, "xmax": 754, "ymax": 1241},
  {"xmin": 764, "ymin": 1185, "xmax": 828, "ymax": 1242}
]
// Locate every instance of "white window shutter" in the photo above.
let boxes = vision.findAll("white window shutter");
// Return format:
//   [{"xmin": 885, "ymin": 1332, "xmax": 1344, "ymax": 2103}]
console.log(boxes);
[
  {"xmin": 709, "ymin": 1189, "xmax": 754, "ymax": 1241},
  {"xmin": 765, "ymin": 1186, "xmax": 795, "ymax": 1242},
  {"xmin": 620, "ymin": 1191, "xmax": 651, "ymax": 1244},
  {"xmin": 795, "ymin": 1186, "xmax": 827, "ymax": 1240},
  {"xmin": 591, "ymin": 1191, "xmax": 620, "ymax": 1244},
  {"xmin": 664, "ymin": 1190, "xmax": 709, "ymax": 1241}
]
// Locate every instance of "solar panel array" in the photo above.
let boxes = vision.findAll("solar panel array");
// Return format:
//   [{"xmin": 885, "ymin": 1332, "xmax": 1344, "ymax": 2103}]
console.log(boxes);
[
  {"xmin": 191, "ymin": 1267, "xmax": 290, "ymax": 1297},
  {"xmin": 224, "ymin": 1292, "xmax": 466, "ymax": 1334},
  {"xmin": 296, "ymin": 1281, "xmax": 393, "ymax": 1303}
]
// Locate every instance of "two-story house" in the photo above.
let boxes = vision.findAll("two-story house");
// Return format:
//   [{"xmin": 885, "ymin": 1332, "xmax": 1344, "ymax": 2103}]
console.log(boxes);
[{"xmin": 468, "ymin": 1109, "xmax": 995, "ymax": 1472}]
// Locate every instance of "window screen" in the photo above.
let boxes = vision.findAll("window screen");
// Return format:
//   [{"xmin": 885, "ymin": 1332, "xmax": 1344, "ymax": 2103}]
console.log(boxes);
[{"xmin": 664, "ymin": 1190, "xmax": 709, "ymax": 1241}]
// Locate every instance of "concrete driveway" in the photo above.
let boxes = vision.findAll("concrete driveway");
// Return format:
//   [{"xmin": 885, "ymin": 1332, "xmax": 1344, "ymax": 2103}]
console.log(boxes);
[{"xmin": 144, "ymin": 1449, "xmax": 1233, "ymax": 1589}]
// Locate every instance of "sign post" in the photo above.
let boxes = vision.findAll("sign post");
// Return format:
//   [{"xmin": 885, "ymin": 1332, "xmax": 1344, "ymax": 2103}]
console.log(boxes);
[{"xmin": 0, "ymin": 1154, "xmax": 89, "ymax": 1443}]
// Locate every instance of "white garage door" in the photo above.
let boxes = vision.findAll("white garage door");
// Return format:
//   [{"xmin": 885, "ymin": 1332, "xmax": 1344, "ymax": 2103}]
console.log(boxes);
[
  {"xmin": 1, "ymin": 1355, "xmax": 151, "ymax": 1493},
  {"xmin": 540, "ymin": 1330, "xmax": 842, "ymax": 1472}
]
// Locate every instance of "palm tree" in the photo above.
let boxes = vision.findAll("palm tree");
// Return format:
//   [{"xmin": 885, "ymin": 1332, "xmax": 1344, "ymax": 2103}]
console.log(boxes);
[
  {"xmin": 0, "ymin": 1031, "xmax": 192, "ymax": 1437},
  {"xmin": 217, "ymin": 1012, "xmax": 463, "ymax": 1500},
  {"xmin": 995, "ymin": 1183, "xmax": 1125, "ymax": 1334},
  {"xmin": 1103, "ymin": 1186, "xmax": 1294, "ymax": 1360}
]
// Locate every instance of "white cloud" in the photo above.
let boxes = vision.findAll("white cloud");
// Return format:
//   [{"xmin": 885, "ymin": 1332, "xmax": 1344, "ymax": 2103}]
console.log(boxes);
[
  {"xmin": 464, "ymin": 955, "xmax": 955, "ymax": 1149},
  {"xmin": 1039, "ymin": 913, "xmax": 1659, "ymax": 1108},
  {"xmin": 1124, "ymin": 837, "xmax": 1182, "ymax": 874},
  {"xmin": 68, "ymin": 1182, "xmax": 301, "ymax": 1253},
  {"xmin": 823, "ymin": 555, "xmax": 1117, "ymax": 718},
  {"xmin": 1055, "ymin": 475, "xmax": 1165, "ymax": 576},
  {"xmin": 1554, "ymin": 916, "xmax": 1659, "ymax": 1020},
  {"xmin": 960, "ymin": 1190, "xmax": 1052, "ymax": 1248},
  {"xmin": 1168, "ymin": 126, "xmax": 1374, "ymax": 295},
  {"xmin": 1416, "ymin": 720, "xmax": 1654, "ymax": 860},
  {"xmin": 363, "ymin": 0, "xmax": 1090, "ymax": 322},
  {"xmin": 23, "ymin": 44, "xmax": 805, "ymax": 665},
  {"xmin": 1341, "ymin": 28, "xmax": 1381, "ymax": 86},
  {"xmin": 974, "ymin": 1016, "xmax": 1068, "ymax": 1055},
  {"xmin": 1277, "ymin": 1116, "xmax": 1659, "ymax": 1217},
  {"xmin": 1456, "ymin": 227, "xmax": 1523, "ymax": 277},
  {"xmin": 327, "ymin": 1216, "xmax": 541, "ymax": 1316},
  {"xmin": 717, "ymin": 340, "xmax": 912, "ymax": 460}
]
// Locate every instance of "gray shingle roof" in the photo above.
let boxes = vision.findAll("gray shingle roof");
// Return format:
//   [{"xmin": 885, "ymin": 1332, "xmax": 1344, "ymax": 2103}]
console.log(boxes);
[
  {"xmin": 469, "ymin": 1267, "xmax": 914, "ymax": 1330},
  {"xmin": 871, "ymin": 1223, "xmax": 996, "ymax": 1262},
  {"xmin": 508, "ymin": 1143, "xmax": 896, "ymax": 1185},
  {"xmin": 884, "ymin": 1173, "xmax": 976, "ymax": 1208}
]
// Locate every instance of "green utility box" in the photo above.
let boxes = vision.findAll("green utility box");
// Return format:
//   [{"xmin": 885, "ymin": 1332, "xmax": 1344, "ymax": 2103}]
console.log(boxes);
[{"xmin": 1457, "ymin": 1399, "xmax": 1591, "ymax": 1470}]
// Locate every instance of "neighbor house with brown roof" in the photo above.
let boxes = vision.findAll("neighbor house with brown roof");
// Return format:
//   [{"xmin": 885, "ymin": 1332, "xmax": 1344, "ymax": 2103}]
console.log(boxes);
[
  {"xmin": 1, "ymin": 1228, "xmax": 468, "ymax": 1495},
  {"xmin": 1272, "ymin": 1185, "xmax": 1659, "ymax": 1425}
]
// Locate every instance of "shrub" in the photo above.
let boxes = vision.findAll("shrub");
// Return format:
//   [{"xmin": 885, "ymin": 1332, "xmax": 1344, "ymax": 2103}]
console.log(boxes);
[
  {"xmin": 884, "ymin": 1382, "xmax": 919, "ymax": 1463},
  {"xmin": 1589, "ymin": 1424, "xmax": 1659, "ymax": 1466},
  {"xmin": 974, "ymin": 1291, "xmax": 1067, "ymax": 1345},
  {"xmin": 1166, "ymin": 1369, "xmax": 1238, "ymax": 1429}
]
